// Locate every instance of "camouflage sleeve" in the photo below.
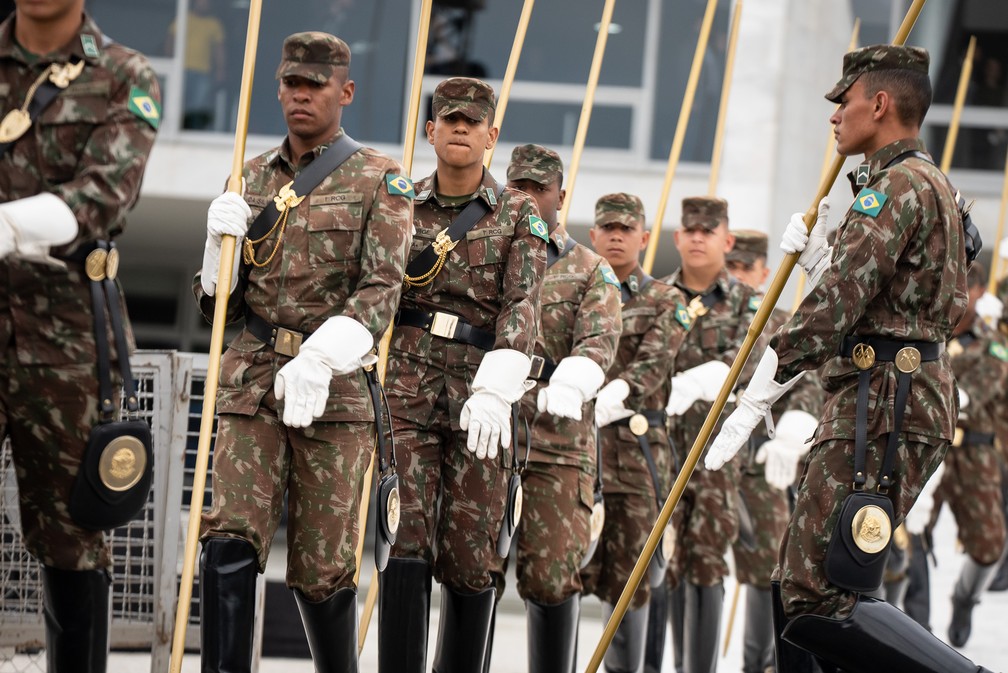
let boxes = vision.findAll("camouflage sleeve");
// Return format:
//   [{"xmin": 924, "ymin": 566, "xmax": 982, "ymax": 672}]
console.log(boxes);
[
  {"xmin": 569, "ymin": 258, "xmax": 622, "ymax": 371},
  {"xmin": 729, "ymin": 290, "xmax": 762, "ymax": 387},
  {"xmin": 57, "ymin": 49, "xmax": 160, "ymax": 245},
  {"xmin": 959, "ymin": 337, "xmax": 1008, "ymax": 411},
  {"xmin": 624, "ymin": 287, "xmax": 686, "ymax": 409},
  {"xmin": 192, "ymin": 272, "xmax": 247, "ymax": 326},
  {"xmin": 494, "ymin": 194, "xmax": 546, "ymax": 354},
  {"xmin": 340, "ymin": 161, "xmax": 413, "ymax": 338}
]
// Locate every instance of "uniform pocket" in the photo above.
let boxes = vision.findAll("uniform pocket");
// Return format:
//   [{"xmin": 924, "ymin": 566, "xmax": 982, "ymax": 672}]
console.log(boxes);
[
  {"xmin": 308, "ymin": 192, "xmax": 364, "ymax": 265},
  {"xmin": 465, "ymin": 227, "xmax": 511, "ymax": 299}
]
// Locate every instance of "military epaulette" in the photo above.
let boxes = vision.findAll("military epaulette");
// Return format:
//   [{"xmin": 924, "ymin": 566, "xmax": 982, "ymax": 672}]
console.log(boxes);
[
  {"xmin": 747, "ymin": 296, "xmax": 761, "ymax": 312},
  {"xmin": 485, "ymin": 185, "xmax": 498, "ymax": 207},
  {"xmin": 600, "ymin": 264, "xmax": 620, "ymax": 288},
  {"xmin": 989, "ymin": 341, "xmax": 1008, "ymax": 362},
  {"xmin": 127, "ymin": 86, "xmax": 160, "ymax": 129},
  {"xmin": 81, "ymin": 34, "xmax": 100, "ymax": 58},
  {"xmin": 386, "ymin": 174, "xmax": 415, "ymax": 198},
  {"xmin": 852, "ymin": 187, "xmax": 887, "ymax": 218},
  {"xmin": 529, "ymin": 215, "xmax": 549, "ymax": 242},
  {"xmin": 675, "ymin": 303, "xmax": 693, "ymax": 329}
]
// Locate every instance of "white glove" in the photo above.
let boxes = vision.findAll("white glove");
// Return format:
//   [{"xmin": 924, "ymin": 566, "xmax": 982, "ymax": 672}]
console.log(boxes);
[
  {"xmin": 756, "ymin": 409, "xmax": 818, "ymax": 490},
  {"xmin": 780, "ymin": 198, "xmax": 831, "ymax": 286},
  {"xmin": 958, "ymin": 387, "xmax": 970, "ymax": 411},
  {"xmin": 666, "ymin": 360, "xmax": 731, "ymax": 416},
  {"xmin": 460, "ymin": 349, "xmax": 533, "ymax": 460},
  {"xmin": 976, "ymin": 292, "xmax": 1004, "ymax": 325},
  {"xmin": 274, "ymin": 316, "xmax": 374, "ymax": 428},
  {"xmin": 903, "ymin": 462, "xmax": 945, "ymax": 535},
  {"xmin": 999, "ymin": 236, "xmax": 1008, "ymax": 260},
  {"xmin": 201, "ymin": 191, "xmax": 251, "ymax": 296},
  {"xmin": 0, "ymin": 193, "xmax": 78, "ymax": 263},
  {"xmin": 536, "ymin": 355, "xmax": 606, "ymax": 420},
  {"xmin": 704, "ymin": 347, "xmax": 804, "ymax": 471},
  {"xmin": 594, "ymin": 379, "xmax": 634, "ymax": 428}
]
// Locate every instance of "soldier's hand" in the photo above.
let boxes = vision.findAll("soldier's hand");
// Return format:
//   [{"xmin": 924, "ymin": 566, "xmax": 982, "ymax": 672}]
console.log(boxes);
[
  {"xmin": 780, "ymin": 198, "xmax": 831, "ymax": 286},
  {"xmin": 975, "ymin": 292, "xmax": 1004, "ymax": 326},
  {"xmin": 755, "ymin": 410, "xmax": 817, "ymax": 490},
  {"xmin": 0, "ymin": 193, "xmax": 78, "ymax": 263},
  {"xmin": 666, "ymin": 360, "xmax": 731, "ymax": 416},
  {"xmin": 274, "ymin": 356, "xmax": 330, "ymax": 428},
  {"xmin": 594, "ymin": 379, "xmax": 634, "ymax": 428},
  {"xmin": 201, "ymin": 192, "xmax": 251, "ymax": 295},
  {"xmin": 536, "ymin": 356, "xmax": 606, "ymax": 420},
  {"xmin": 460, "ymin": 349, "xmax": 534, "ymax": 460}
]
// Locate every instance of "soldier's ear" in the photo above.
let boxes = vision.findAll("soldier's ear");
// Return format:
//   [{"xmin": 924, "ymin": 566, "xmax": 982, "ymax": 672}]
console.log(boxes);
[{"xmin": 425, "ymin": 119, "xmax": 435, "ymax": 144}]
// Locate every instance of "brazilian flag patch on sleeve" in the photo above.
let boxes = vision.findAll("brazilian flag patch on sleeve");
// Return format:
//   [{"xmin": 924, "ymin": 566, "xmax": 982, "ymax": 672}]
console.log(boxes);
[
  {"xmin": 852, "ymin": 188, "xmax": 887, "ymax": 217},
  {"xmin": 675, "ymin": 303, "xmax": 693, "ymax": 329},
  {"xmin": 989, "ymin": 341, "xmax": 1008, "ymax": 362},
  {"xmin": 127, "ymin": 86, "xmax": 160, "ymax": 129},
  {"xmin": 529, "ymin": 215, "xmax": 549, "ymax": 242},
  {"xmin": 386, "ymin": 174, "xmax": 415, "ymax": 198},
  {"xmin": 600, "ymin": 264, "xmax": 620, "ymax": 288}
]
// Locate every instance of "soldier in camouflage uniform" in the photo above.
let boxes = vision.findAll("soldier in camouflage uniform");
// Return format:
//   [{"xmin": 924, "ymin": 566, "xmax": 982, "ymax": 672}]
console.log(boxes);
[
  {"xmin": 580, "ymin": 192, "xmax": 690, "ymax": 673},
  {"xmin": 706, "ymin": 45, "xmax": 998, "ymax": 673},
  {"xmin": 644, "ymin": 197, "xmax": 759, "ymax": 673},
  {"xmin": 0, "ymin": 1, "xmax": 159, "ymax": 669},
  {"xmin": 377, "ymin": 78, "xmax": 546, "ymax": 673},
  {"xmin": 726, "ymin": 230, "xmax": 823, "ymax": 673},
  {"xmin": 193, "ymin": 33, "xmax": 412, "ymax": 672},
  {"xmin": 481, "ymin": 144, "xmax": 622, "ymax": 673}
]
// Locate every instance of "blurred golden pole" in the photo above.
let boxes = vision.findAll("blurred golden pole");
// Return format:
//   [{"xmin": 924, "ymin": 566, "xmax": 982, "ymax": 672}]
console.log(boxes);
[
  {"xmin": 484, "ymin": 0, "xmax": 536, "ymax": 167},
  {"xmin": 987, "ymin": 144, "xmax": 1008, "ymax": 295},
  {"xmin": 722, "ymin": 583, "xmax": 742, "ymax": 657},
  {"xmin": 707, "ymin": 0, "xmax": 744, "ymax": 195},
  {"xmin": 583, "ymin": 3, "xmax": 927, "ymax": 670},
  {"xmin": 169, "ymin": 3, "xmax": 262, "ymax": 672},
  {"xmin": 940, "ymin": 36, "xmax": 977, "ymax": 174}
]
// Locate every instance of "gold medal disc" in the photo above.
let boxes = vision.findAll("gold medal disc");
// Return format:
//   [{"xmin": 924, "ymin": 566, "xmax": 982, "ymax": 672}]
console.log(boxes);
[
  {"xmin": 511, "ymin": 483, "xmax": 524, "ymax": 528},
  {"xmin": 85, "ymin": 249, "xmax": 108, "ymax": 281},
  {"xmin": 105, "ymin": 248, "xmax": 120, "ymax": 280},
  {"xmin": 851, "ymin": 343, "xmax": 876, "ymax": 370},
  {"xmin": 851, "ymin": 504, "xmax": 892, "ymax": 554},
  {"xmin": 662, "ymin": 524, "xmax": 677, "ymax": 560},
  {"xmin": 589, "ymin": 501, "xmax": 605, "ymax": 541},
  {"xmin": 628, "ymin": 413, "xmax": 649, "ymax": 437},
  {"xmin": 385, "ymin": 486, "xmax": 400, "ymax": 534},
  {"xmin": 98, "ymin": 435, "xmax": 146, "ymax": 492},
  {"xmin": 895, "ymin": 347, "xmax": 921, "ymax": 374}
]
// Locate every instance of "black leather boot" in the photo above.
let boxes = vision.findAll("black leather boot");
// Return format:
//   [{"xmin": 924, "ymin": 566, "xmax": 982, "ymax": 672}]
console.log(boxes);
[
  {"xmin": 669, "ymin": 584, "xmax": 685, "ymax": 673},
  {"xmin": 784, "ymin": 595, "xmax": 996, "ymax": 673},
  {"xmin": 199, "ymin": 537, "xmax": 258, "ymax": 673},
  {"xmin": 682, "ymin": 582, "xmax": 723, "ymax": 673},
  {"xmin": 770, "ymin": 581, "xmax": 815, "ymax": 673},
  {"xmin": 742, "ymin": 586, "xmax": 774, "ymax": 673},
  {"xmin": 41, "ymin": 566, "xmax": 110, "ymax": 673},
  {"xmin": 902, "ymin": 533, "xmax": 932, "ymax": 629},
  {"xmin": 948, "ymin": 556, "xmax": 997, "ymax": 647},
  {"xmin": 431, "ymin": 585, "xmax": 495, "ymax": 673},
  {"xmin": 601, "ymin": 601, "xmax": 649, "ymax": 673},
  {"xmin": 643, "ymin": 581, "xmax": 668, "ymax": 673},
  {"xmin": 988, "ymin": 555, "xmax": 1008, "ymax": 592},
  {"xmin": 482, "ymin": 604, "xmax": 496, "ymax": 673},
  {"xmin": 527, "ymin": 594, "xmax": 580, "ymax": 673},
  {"xmin": 378, "ymin": 558, "xmax": 431, "ymax": 673},
  {"xmin": 293, "ymin": 586, "xmax": 358, "ymax": 673}
]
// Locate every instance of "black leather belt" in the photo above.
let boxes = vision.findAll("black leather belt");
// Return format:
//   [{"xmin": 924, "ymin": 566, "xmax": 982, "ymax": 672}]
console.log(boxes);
[
  {"xmin": 953, "ymin": 428, "xmax": 995, "ymax": 448},
  {"xmin": 839, "ymin": 335, "xmax": 943, "ymax": 362},
  {"xmin": 529, "ymin": 355, "xmax": 557, "ymax": 381},
  {"xmin": 612, "ymin": 409, "xmax": 667, "ymax": 435},
  {"xmin": 245, "ymin": 309, "xmax": 309, "ymax": 357},
  {"xmin": 395, "ymin": 306, "xmax": 495, "ymax": 350}
]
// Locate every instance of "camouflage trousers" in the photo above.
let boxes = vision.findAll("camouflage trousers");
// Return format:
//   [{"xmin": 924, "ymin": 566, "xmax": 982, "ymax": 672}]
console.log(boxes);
[
  {"xmin": 777, "ymin": 435, "xmax": 945, "ymax": 619},
  {"xmin": 5, "ymin": 359, "xmax": 109, "ymax": 570},
  {"xmin": 935, "ymin": 439, "xmax": 1006, "ymax": 565},
  {"xmin": 669, "ymin": 465, "xmax": 740, "ymax": 588},
  {"xmin": 733, "ymin": 467, "xmax": 790, "ymax": 588},
  {"xmin": 391, "ymin": 385, "xmax": 512, "ymax": 593},
  {"xmin": 580, "ymin": 425, "xmax": 669, "ymax": 608},
  {"xmin": 200, "ymin": 405, "xmax": 374, "ymax": 601}
]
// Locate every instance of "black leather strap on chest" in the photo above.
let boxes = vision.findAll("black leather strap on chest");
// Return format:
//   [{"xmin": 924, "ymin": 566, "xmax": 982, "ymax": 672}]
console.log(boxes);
[{"xmin": 0, "ymin": 56, "xmax": 84, "ymax": 159}]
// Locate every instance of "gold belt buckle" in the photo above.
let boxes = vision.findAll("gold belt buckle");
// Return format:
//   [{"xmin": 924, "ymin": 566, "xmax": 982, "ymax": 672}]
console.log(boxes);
[
  {"xmin": 274, "ymin": 327, "xmax": 303, "ymax": 357},
  {"xmin": 895, "ymin": 346, "xmax": 921, "ymax": 374},
  {"xmin": 529, "ymin": 355, "xmax": 545, "ymax": 379},
  {"xmin": 628, "ymin": 413, "xmax": 650, "ymax": 437},
  {"xmin": 953, "ymin": 427, "xmax": 964, "ymax": 448},
  {"xmin": 430, "ymin": 312, "xmax": 459, "ymax": 339}
]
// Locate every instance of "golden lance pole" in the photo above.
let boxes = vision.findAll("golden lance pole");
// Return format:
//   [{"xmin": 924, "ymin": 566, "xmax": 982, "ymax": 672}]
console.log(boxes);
[
  {"xmin": 940, "ymin": 35, "xmax": 976, "ymax": 174},
  {"xmin": 584, "ymin": 2, "xmax": 927, "ymax": 670},
  {"xmin": 357, "ymin": 0, "xmax": 435, "ymax": 652},
  {"xmin": 987, "ymin": 144, "xmax": 1008, "ymax": 295},
  {"xmin": 641, "ymin": 0, "xmax": 718, "ymax": 274},
  {"xmin": 792, "ymin": 19, "xmax": 861, "ymax": 313},
  {"xmin": 168, "ymin": 3, "xmax": 262, "ymax": 672},
  {"xmin": 722, "ymin": 582, "xmax": 742, "ymax": 657},
  {"xmin": 707, "ymin": 0, "xmax": 744, "ymax": 195},
  {"xmin": 484, "ymin": 0, "xmax": 536, "ymax": 167},
  {"xmin": 557, "ymin": 0, "xmax": 619, "ymax": 228}
]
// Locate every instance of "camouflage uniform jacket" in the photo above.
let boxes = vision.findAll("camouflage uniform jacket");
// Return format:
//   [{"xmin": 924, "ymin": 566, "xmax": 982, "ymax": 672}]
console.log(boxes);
[
  {"xmin": 0, "ymin": 13, "xmax": 159, "ymax": 365},
  {"xmin": 523, "ymin": 227, "xmax": 622, "ymax": 468},
  {"xmin": 773, "ymin": 138, "xmax": 968, "ymax": 444},
  {"xmin": 948, "ymin": 316, "xmax": 1008, "ymax": 436},
  {"xmin": 388, "ymin": 170, "xmax": 545, "ymax": 423},
  {"xmin": 193, "ymin": 129, "xmax": 413, "ymax": 421}
]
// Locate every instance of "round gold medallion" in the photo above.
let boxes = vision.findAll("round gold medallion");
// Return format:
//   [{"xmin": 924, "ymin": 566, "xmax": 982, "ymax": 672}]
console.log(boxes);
[
  {"xmin": 628, "ymin": 413, "xmax": 649, "ymax": 437},
  {"xmin": 589, "ymin": 501, "xmax": 605, "ymax": 541},
  {"xmin": 105, "ymin": 248, "xmax": 120, "ymax": 280},
  {"xmin": 662, "ymin": 524, "xmax": 677, "ymax": 560},
  {"xmin": 851, "ymin": 343, "xmax": 875, "ymax": 370},
  {"xmin": 385, "ymin": 486, "xmax": 400, "ymax": 534},
  {"xmin": 895, "ymin": 346, "xmax": 921, "ymax": 374},
  {"xmin": 511, "ymin": 483, "xmax": 524, "ymax": 528},
  {"xmin": 85, "ymin": 249, "xmax": 108, "ymax": 282},
  {"xmin": 850, "ymin": 504, "xmax": 892, "ymax": 554},
  {"xmin": 98, "ymin": 435, "xmax": 146, "ymax": 492}
]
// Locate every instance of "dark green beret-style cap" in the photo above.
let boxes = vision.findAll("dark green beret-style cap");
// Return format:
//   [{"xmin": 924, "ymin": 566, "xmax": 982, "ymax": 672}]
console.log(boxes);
[
  {"xmin": 507, "ymin": 143, "xmax": 563, "ymax": 184},
  {"xmin": 432, "ymin": 77, "xmax": 496, "ymax": 121},
  {"xmin": 275, "ymin": 31, "xmax": 350, "ymax": 84},
  {"xmin": 825, "ymin": 44, "xmax": 929, "ymax": 103}
]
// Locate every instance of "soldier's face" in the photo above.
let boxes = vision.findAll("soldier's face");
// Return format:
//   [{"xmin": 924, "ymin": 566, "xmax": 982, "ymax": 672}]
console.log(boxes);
[
  {"xmin": 278, "ymin": 72, "xmax": 354, "ymax": 149},
  {"xmin": 830, "ymin": 79, "xmax": 879, "ymax": 156},
  {"xmin": 15, "ymin": 0, "xmax": 83, "ymax": 21},
  {"xmin": 426, "ymin": 113, "xmax": 498, "ymax": 171},
  {"xmin": 727, "ymin": 258, "xmax": 769, "ymax": 289},
  {"xmin": 590, "ymin": 221, "xmax": 648, "ymax": 272},
  {"xmin": 674, "ymin": 223, "xmax": 734, "ymax": 272},
  {"xmin": 507, "ymin": 178, "xmax": 564, "ymax": 228}
]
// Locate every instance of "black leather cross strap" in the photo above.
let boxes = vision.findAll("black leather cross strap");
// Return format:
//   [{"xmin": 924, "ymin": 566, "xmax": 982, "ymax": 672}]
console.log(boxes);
[
  {"xmin": 612, "ymin": 410, "xmax": 668, "ymax": 505},
  {"xmin": 0, "ymin": 57, "xmax": 83, "ymax": 159},
  {"xmin": 89, "ymin": 241, "xmax": 139, "ymax": 419},
  {"xmin": 394, "ymin": 306, "xmax": 495, "ymax": 350}
]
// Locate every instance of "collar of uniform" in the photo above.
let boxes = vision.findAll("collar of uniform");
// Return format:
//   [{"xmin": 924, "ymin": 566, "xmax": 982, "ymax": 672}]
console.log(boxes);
[
  {"xmin": 669, "ymin": 266, "xmax": 732, "ymax": 300},
  {"xmin": 276, "ymin": 127, "xmax": 346, "ymax": 172},
  {"xmin": 623, "ymin": 265, "xmax": 646, "ymax": 297},
  {"xmin": 857, "ymin": 137, "xmax": 928, "ymax": 189},
  {"xmin": 0, "ymin": 11, "xmax": 103, "ymax": 63},
  {"xmin": 550, "ymin": 225, "xmax": 568, "ymax": 251},
  {"xmin": 414, "ymin": 168, "xmax": 499, "ymax": 208}
]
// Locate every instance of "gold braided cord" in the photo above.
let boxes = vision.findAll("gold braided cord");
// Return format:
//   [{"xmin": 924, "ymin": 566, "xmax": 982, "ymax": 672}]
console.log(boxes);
[
  {"xmin": 242, "ymin": 207, "xmax": 290, "ymax": 268},
  {"xmin": 403, "ymin": 248, "xmax": 451, "ymax": 289}
]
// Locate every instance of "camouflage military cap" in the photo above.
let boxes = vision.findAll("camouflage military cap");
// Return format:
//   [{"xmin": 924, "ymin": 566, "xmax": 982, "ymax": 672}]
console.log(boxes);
[
  {"xmin": 595, "ymin": 193, "xmax": 645, "ymax": 228},
  {"xmin": 680, "ymin": 196, "xmax": 728, "ymax": 231},
  {"xmin": 275, "ymin": 32, "xmax": 350, "ymax": 84},
  {"xmin": 432, "ymin": 77, "xmax": 496, "ymax": 121},
  {"xmin": 825, "ymin": 44, "xmax": 929, "ymax": 103},
  {"xmin": 726, "ymin": 229, "xmax": 768, "ymax": 264},
  {"xmin": 507, "ymin": 144, "xmax": 563, "ymax": 184}
]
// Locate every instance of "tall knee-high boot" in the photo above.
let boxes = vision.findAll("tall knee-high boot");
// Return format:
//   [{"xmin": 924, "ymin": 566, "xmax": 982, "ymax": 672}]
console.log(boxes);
[
  {"xmin": 902, "ymin": 533, "xmax": 932, "ymax": 629},
  {"xmin": 643, "ymin": 581, "xmax": 668, "ymax": 673},
  {"xmin": 41, "ymin": 566, "xmax": 110, "ymax": 673},
  {"xmin": 527, "ymin": 594, "xmax": 580, "ymax": 673},
  {"xmin": 431, "ymin": 585, "xmax": 496, "ymax": 673},
  {"xmin": 199, "ymin": 537, "xmax": 258, "ymax": 673},
  {"xmin": 482, "ymin": 603, "xmax": 497, "ymax": 673},
  {"xmin": 784, "ymin": 596, "xmax": 995, "ymax": 673},
  {"xmin": 682, "ymin": 582, "xmax": 723, "ymax": 673},
  {"xmin": 378, "ymin": 558, "xmax": 431, "ymax": 673},
  {"xmin": 742, "ymin": 586, "xmax": 774, "ymax": 673},
  {"xmin": 293, "ymin": 586, "xmax": 358, "ymax": 673},
  {"xmin": 948, "ymin": 556, "xmax": 998, "ymax": 647},
  {"xmin": 668, "ymin": 583, "xmax": 685, "ymax": 673},
  {"xmin": 770, "ymin": 581, "xmax": 814, "ymax": 673},
  {"xmin": 601, "ymin": 601, "xmax": 649, "ymax": 673}
]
